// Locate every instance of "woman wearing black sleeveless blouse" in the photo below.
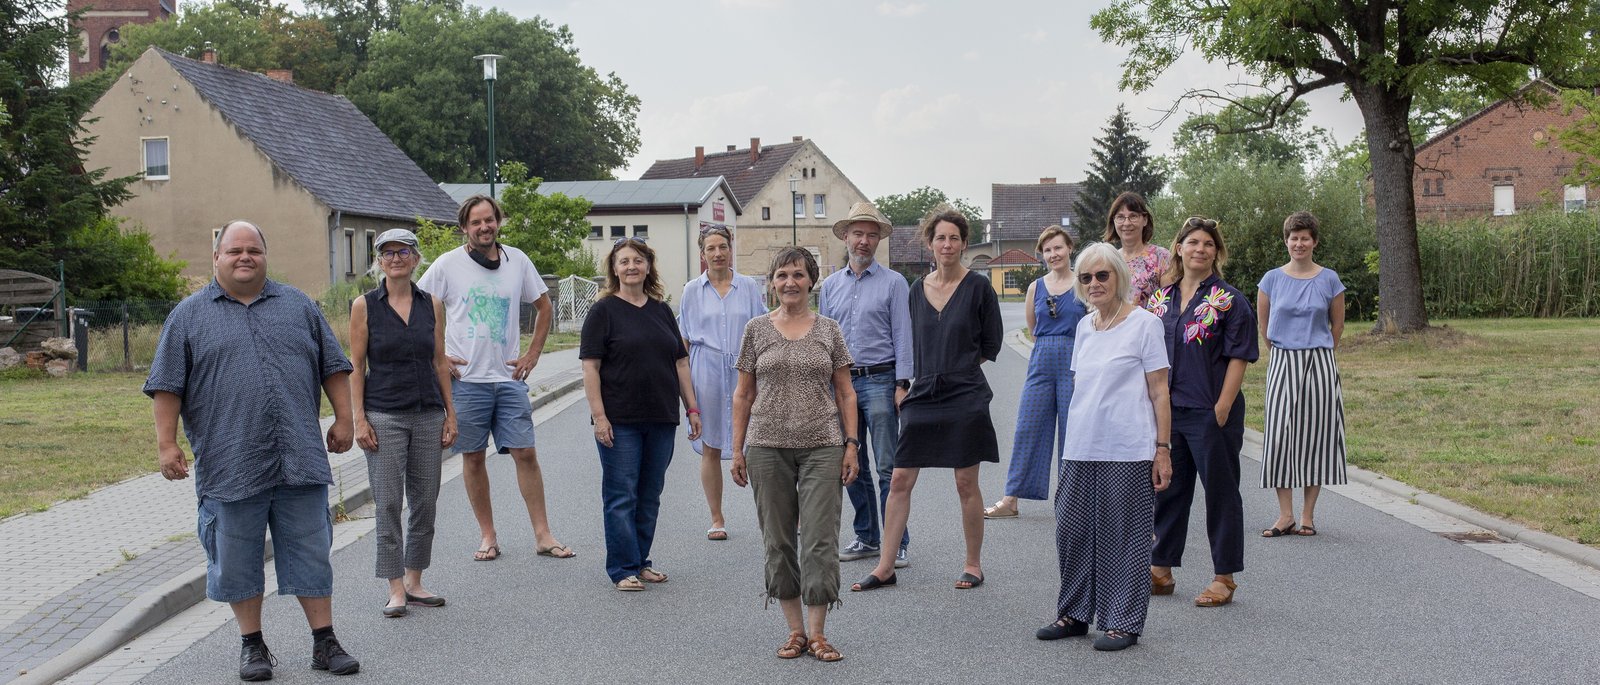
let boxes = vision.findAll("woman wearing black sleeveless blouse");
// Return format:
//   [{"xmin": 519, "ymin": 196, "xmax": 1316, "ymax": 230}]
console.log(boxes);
[
  {"xmin": 852, "ymin": 210, "xmax": 1002, "ymax": 593},
  {"xmin": 349, "ymin": 229, "xmax": 458, "ymax": 618}
]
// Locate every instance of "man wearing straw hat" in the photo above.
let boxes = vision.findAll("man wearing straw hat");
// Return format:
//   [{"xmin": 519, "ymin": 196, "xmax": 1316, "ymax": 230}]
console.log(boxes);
[{"xmin": 819, "ymin": 201, "xmax": 915, "ymax": 568}]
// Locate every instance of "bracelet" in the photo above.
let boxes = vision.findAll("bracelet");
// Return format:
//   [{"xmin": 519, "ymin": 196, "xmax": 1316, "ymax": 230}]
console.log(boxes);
[
  {"xmin": 686, "ymin": 408, "xmax": 701, "ymax": 416},
  {"xmin": 1156, "ymin": 442, "xmax": 1172, "ymax": 449}
]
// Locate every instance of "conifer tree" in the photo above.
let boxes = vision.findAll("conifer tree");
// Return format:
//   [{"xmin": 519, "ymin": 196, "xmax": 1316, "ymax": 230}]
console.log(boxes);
[{"xmin": 1073, "ymin": 105, "xmax": 1167, "ymax": 236}]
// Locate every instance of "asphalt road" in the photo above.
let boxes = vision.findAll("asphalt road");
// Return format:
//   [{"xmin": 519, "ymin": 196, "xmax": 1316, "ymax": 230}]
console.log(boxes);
[{"xmin": 140, "ymin": 302, "xmax": 1600, "ymax": 684}]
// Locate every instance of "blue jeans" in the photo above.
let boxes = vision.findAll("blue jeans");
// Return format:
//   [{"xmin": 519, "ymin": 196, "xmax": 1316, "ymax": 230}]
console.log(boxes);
[
  {"xmin": 597, "ymin": 422, "xmax": 676, "ymax": 583},
  {"xmin": 844, "ymin": 374, "xmax": 909, "ymax": 549},
  {"xmin": 450, "ymin": 379, "xmax": 535, "ymax": 454},
  {"xmin": 197, "ymin": 484, "xmax": 333, "ymax": 603}
]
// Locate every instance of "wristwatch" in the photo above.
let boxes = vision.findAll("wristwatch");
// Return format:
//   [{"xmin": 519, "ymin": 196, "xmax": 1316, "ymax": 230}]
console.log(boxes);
[
  {"xmin": 895, "ymin": 379, "xmax": 911, "ymax": 390},
  {"xmin": 844, "ymin": 437, "xmax": 863, "ymax": 449},
  {"xmin": 1156, "ymin": 441, "xmax": 1172, "ymax": 450}
]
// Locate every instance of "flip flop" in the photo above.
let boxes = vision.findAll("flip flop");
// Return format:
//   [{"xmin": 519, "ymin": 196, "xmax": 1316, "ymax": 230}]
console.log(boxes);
[
  {"xmin": 473, "ymin": 545, "xmax": 500, "ymax": 561},
  {"xmin": 850, "ymin": 572, "xmax": 896, "ymax": 592},
  {"xmin": 1296, "ymin": 526, "xmax": 1318, "ymax": 536},
  {"xmin": 640, "ymin": 567, "xmax": 669, "ymax": 583},
  {"xmin": 707, "ymin": 527, "xmax": 728, "ymax": 541},
  {"xmin": 537, "ymin": 544, "xmax": 576, "ymax": 558},
  {"xmin": 955, "ymin": 572, "xmax": 984, "ymax": 589},
  {"xmin": 615, "ymin": 576, "xmax": 645, "ymax": 592}
]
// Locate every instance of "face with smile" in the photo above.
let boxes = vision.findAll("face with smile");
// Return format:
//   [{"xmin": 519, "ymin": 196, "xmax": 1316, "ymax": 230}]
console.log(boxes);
[
  {"xmin": 845, "ymin": 222, "xmax": 883, "ymax": 268},
  {"xmin": 1286, "ymin": 229, "xmax": 1316, "ymax": 263},
  {"xmin": 377, "ymin": 241, "xmax": 419, "ymax": 280},
  {"xmin": 612, "ymin": 246, "xmax": 647, "ymax": 289},
  {"xmin": 929, "ymin": 220, "xmax": 965, "ymax": 268},
  {"xmin": 1079, "ymin": 259, "xmax": 1119, "ymax": 309},
  {"xmin": 214, "ymin": 222, "xmax": 266, "ymax": 293},
  {"xmin": 1113, "ymin": 207, "xmax": 1147, "ymax": 247},
  {"xmin": 701, "ymin": 233, "xmax": 731, "ymax": 272},
  {"xmin": 1179, "ymin": 229, "xmax": 1218, "ymax": 274},
  {"xmin": 1041, "ymin": 234, "xmax": 1072, "ymax": 273},
  {"xmin": 770, "ymin": 259, "xmax": 813, "ymax": 308},
  {"xmin": 463, "ymin": 201, "xmax": 500, "ymax": 252}
]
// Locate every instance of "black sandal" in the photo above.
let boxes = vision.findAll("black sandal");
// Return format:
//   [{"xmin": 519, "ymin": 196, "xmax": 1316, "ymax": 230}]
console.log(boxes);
[
  {"xmin": 1261, "ymin": 523, "xmax": 1299, "ymax": 538},
  {"xmin": 850, "ymin": 572, "xmax": 896, "ymax": 592}
]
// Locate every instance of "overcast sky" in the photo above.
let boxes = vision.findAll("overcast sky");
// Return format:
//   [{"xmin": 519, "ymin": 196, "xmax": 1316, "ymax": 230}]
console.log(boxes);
[{"xmin": 486, "ymin": 1, "xmax": 1368, "ymax": 212}]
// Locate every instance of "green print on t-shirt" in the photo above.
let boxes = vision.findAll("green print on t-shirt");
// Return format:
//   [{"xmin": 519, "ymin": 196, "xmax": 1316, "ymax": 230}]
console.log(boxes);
[{"xmin": 462, "ymin": 283, "xmax": 509, "ymax": 344}]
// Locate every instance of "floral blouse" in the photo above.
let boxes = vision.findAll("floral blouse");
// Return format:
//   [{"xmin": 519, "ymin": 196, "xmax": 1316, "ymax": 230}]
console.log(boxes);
[{"xmin": 1126, "ymin": 245, "xmax": 1172, "ymax": 306}]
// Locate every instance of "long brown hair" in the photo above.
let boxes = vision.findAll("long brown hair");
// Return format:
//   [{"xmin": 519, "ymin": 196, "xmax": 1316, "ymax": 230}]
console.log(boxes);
[
  {"xmin": 600, "ymin": 238, "xmax": 664, "ymax": 301},
  {"xmin": 1162, "ymin": 216, "xmax": 1228, "ymax": 288},
  {"xmin": 1102, "ymin": 191, "xmax": 1155, "ymax": 246}
]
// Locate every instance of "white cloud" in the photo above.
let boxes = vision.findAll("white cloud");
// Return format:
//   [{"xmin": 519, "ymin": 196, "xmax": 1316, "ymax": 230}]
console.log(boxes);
[
  {"xmin": 1025, "ymin": 29, "xmax": 1049, "ymax": 43},
  {"xmin": 719, "ymin": 0, "xmax": 784, "ymax": 7},
  {"xmin": 874, "ymin": 85, "xmax": 964, "ymax": 134},
  {"xmin": 876, "ymin": 2, "xmax": 926, "ymax": 17},
  {"xmin": 962, "ymin": 50, "xmax": 981, "ymax": 61}
]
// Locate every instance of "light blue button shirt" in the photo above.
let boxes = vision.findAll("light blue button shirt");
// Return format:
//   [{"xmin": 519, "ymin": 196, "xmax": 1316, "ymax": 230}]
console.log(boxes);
[{"xmin": 818, "ymin": 260, "xmax": 914, "ymax": 380}]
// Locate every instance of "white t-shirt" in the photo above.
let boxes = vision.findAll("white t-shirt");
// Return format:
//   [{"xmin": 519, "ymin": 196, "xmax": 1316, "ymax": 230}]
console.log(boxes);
[
  {"xmin": 1064, "ymin": 307, "xmax": 1169, "ymax": 462},
  {"xmin": 417, "ymin": 244, "xmax": 548, "ymax": 383}
]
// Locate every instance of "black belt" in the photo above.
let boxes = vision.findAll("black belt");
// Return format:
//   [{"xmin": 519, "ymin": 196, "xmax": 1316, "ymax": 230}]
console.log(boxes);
[{"xmin": 850, "ymin": 363, "xmax": 895, "ymax": 378}]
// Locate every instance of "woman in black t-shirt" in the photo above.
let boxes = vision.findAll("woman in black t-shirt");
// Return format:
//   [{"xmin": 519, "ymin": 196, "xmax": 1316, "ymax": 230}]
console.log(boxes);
[{"xmin": 580, "ymin": 237, "xmax": 703, "ymax": 591}]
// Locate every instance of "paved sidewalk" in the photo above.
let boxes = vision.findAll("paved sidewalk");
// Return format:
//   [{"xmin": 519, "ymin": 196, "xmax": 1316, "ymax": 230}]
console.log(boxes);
[{"xmin": 0, "ymin": 347, "xmax": 582, "ymax": 684}]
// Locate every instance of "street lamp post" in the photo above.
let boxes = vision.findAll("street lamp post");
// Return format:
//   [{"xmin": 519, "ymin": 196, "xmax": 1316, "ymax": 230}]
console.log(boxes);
[
  {"xmin": 788, "ymin": 176, "xmax": 800, "ymax": 246},
  {"xmin": 475, "ymin": 54, "xmax": 502, "ymax": 198}
]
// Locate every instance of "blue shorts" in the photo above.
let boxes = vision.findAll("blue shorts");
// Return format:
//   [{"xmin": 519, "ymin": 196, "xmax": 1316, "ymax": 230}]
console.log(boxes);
[
  {"xmin": 451, "ymin": 379, "xmax": 536, "ymax": 454},
  {"xmin": 197, "ymin": 484, "xmax": 333, "ymax": 602}
]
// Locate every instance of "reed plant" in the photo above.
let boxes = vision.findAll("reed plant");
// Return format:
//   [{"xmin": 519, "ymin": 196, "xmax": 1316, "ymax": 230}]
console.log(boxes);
[{"xmin": 1419, "ymin": 211, "xmax": 1600, "ymax": 318}]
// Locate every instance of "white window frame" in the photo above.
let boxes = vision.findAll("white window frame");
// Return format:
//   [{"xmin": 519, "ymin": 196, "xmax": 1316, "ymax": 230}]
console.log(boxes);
[
  {"xmin": 141, "ymin": 137, "xmax": 170, "ymax": 180},
  {"xmin": 633, "ymin": 225, "xmax": 649, "ymax": 239},
  {"xmin": 793, "ymin": 194, "xmax": 805, "ymax": 219},
  {"xmin": 589, "ymin": 225, "xmax": 603, "ymax": 240},
  {"xmin": 212, "ymin": 227, "xmax": 222, "ymax": 250},
  {"xmin": 761, "ymin": 206, "xmax": 771, "ymax": 221},
  {"xmin": 610, "ymin": 226, "xmax": 626, "ymax": 239},
  {"xmin": 364, "ymin": 230, "xmax": 377, "ymax": 271},
  {"xmin": 813, "ymin": 194, "xmax": 826, "ymax": 218},
  {"xmin": 1003, "ymin": 270, "xmax": 1021, "ymax": 290},
  {"xmin": 1565, "ymin": 185, "xmax": 1586, "ymax": 213},
  {"xmin": 1492, "ymin": 184, "xmax": 1515, "ymax": 216},
  {"xmin": 344, "ymin": 228, "xmax": 357, "ymax": 276}
]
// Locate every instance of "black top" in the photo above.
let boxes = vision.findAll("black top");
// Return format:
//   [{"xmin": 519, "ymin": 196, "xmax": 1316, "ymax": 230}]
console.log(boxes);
[
  {"xmin": 908, "ymin": 270, "xmax": 1003, "ymax": 377},
  {"xmin": 1146, "ymin": 274, "xmax": 1259, "ymax": 409},
  {"xmin": 895, "ymin": 270, "xmax": 1003, "ymax": 469},
  {"xmin": 361, "ymin": 283, "xmax": 444, "ymax": 412},
  {"xmin": 579, "ymin": 296, "xmax": 688, "ymax": 424}
]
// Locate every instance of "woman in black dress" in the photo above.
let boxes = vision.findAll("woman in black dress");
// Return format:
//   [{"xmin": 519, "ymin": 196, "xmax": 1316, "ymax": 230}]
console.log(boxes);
[{"xmin": 852, "ymin": 209, "xmax": 1002, "ymax": 592}]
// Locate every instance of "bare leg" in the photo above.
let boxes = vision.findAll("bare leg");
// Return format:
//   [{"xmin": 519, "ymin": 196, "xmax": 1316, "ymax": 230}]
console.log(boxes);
[
  {"xmin": 402, "ymin": 569, "xmax": 436, "ymax": 599},
  {"xmin": 701, "ymin": 446, "xmax": 726, "ymax": 531},
  {"xmin": 1300, "ymin": 486, "xmax": 1323, "ymax": 529},
  {"xmin": 804, "ymin": 604, "xmax": 829, "ymax": 643},
  {"xmin": 1270, "ymin": 488, "xmax": 1296, "ymax": 531},
  {"xmin": 508, "ymin": 446, "xmax": 564, "ymax": 551},
  {"xmin": 779, "ymin": 597, "xmax": 804, "ymax": 634},
  {"xmin": 987, "ymin": 495, "xmax": 1019, "ymax": 516},
  {"xmin": 460, "ymin": 450, "xmax": 497, "ymax": 554},
  {"xmin": 297, "ymin": 596, "xmax": 332, "ymax": 630},
  {"xmin": 953, "ymin": 465, "xmax": 985, "ymax": 583},
  {"xmin": 385, "ymin": 578, "xmax": 406, "ymax": 608},
  {"xmin": 861, "ymin": 467, "xmax": 918, "ymax": 584},
  {"xmin": 232, "ymin": 595, "xmax": 264, "ymax": 635}
]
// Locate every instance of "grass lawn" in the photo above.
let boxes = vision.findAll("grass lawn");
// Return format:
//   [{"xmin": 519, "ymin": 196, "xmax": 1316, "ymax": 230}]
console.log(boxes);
[{"xmin": 1242, "ymin": 318, "xmax": 1600, "ymax": 545}]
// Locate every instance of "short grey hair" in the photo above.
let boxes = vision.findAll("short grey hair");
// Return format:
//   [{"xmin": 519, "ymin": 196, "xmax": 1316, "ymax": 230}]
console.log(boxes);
[{"xmin": 1072, "ymin": 242, "xmax": 1132, "ymax": 304}]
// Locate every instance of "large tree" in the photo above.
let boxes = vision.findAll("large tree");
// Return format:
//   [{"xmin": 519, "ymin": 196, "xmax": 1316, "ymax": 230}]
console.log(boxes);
[
  {"xmin": 109, "ymin": 1, "xmax": 356, "ymax": 95},
  {"xmin": 874, "ymin": 186, "xmax": 984, "ymax": 230},
  {"xmin": 1074, "ymin": 104, "xmax": 1167, "ymax": 233},
  {"xmin": 1091, "ymin": 0, "xmax": 1599, "ymax": 332},
  {"xmin": 343, "ymin": 4, "xmax": 641, "ymax": 184}
]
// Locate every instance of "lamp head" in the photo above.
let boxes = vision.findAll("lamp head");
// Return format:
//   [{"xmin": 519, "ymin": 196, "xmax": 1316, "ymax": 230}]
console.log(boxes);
[{"xmin": 474, "ymin": 54, "xmax": 502, "ymax": 81}]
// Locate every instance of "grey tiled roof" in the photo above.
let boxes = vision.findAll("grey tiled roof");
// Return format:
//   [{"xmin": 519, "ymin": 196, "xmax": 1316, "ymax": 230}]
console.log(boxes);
[
  {"xmin": 440, "ymin": 178, "xmax": 743, "ymax": 215},
  {"xmin": 990, "ymin": 181, "xmax": 1086, "ymax": 242},
  {"xmin": 158, "ymin": 49, "xmax": 459, "ymax": 224},
  {"xmin": 640, "ymin": 141, "xmax": 804, "ymax": 206},
  {"xmin": 888, "ymin": 225, "xmax": 931, "ymax": 265}
]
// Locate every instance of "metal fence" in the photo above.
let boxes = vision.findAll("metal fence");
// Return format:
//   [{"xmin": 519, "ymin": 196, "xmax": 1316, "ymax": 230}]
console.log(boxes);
[{"xmin": 555, "ymin": 275, "xmax": 599, "ymax": 333}]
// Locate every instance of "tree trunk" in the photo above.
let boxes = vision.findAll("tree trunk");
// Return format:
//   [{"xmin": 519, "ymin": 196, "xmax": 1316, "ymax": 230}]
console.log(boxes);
[{"xmin": 1354, "ymin": 85, "xmax": 1430, "ymax": 332}]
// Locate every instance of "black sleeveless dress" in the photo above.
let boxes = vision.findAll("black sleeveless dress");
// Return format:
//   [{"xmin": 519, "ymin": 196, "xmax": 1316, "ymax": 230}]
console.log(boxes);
[{"xmin": 896, "ymin": 270, "xmax": 1003, "ymax": 469}]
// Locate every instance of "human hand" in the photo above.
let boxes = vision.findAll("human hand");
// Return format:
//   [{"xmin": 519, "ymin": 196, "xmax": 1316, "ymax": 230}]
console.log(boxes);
[
  {"xmin": 1214, "ymin": 401, "xmax": 1230, "ymax": 427},
  {"xmin": 448, "ymin": 355, "xmax": 468, "ymax": 379},
  {"xmin": 327, "ymin": 418, "xmax": 354, "ymax": 453},
  {"xmin": 1153, "ymin": 449, "xmax": 1173, "ymax": 491},
  {"xmin": 731, "ymin": 453, "xmax": 749, "ymax": 487},
  {"xmin": 355, "ymin": 419, "xmax": 378, "ymax": 451},
  {"xmin": 686, "ymin": 413, "xmax": 702, "ymax": 441},
  {"xmin": 841, "ymin": 446, "xmax": 860, "ymax": 485},
  {"xmin": 440, "ymin": 413, "xmax": 458, "ymax": 448},
  {"xmin": 894, "ymin": 386, "xmax": 907, "ymax": 409},
  {"xmin": 507, "ymin": 350, "xmax": 542, "ymax": 381},
  {"xmin": 158, "ymin": 444, "xmax": 190, "ymax": 481},
  {"xmin": 593, "ymin": 416, "xmax": 614, "ymax": 448}
]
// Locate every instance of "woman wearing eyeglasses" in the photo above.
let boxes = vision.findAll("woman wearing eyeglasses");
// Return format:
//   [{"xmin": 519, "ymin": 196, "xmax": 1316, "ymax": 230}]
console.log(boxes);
[
  {"xmin": 679, "ymin": 227, "xmax": 767, "ymax": 542},
  {"xmin": 1144, "ymin": 216, "xmax": 1259, "ymax": 609},
  {"xmin": 1104, "ymin": 192, "xmax": 1171, "ymax": 307},
  {"xmin": 349, "ymin": 228, "xmax": 458, "ymax": 617},
  {"xmin": 985, "ymin": 226, "xmax": 1087, "ymax": 520},
  {"xmin": 581, "ymin": 237, "xmax": 702, "ymax": 591},
  {"xmin": 1036, "ymin": 242, "xmax": 1171, "ymax": 652}
]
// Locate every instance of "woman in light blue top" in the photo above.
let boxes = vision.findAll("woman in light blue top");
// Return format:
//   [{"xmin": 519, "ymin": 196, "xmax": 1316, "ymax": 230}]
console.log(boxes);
[
  {"xmin": 1256, "ymin": 211, "xmax": 1347, "ymax": 538},
  {"xmin": 679, "ymin": 227, "xmax": 767, "ymax": 541}
]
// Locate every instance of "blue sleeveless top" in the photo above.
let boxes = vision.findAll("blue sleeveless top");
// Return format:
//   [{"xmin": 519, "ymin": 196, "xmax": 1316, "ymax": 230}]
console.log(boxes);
[{"xmin": 1032, "ymin": 278, "xmax": 1086, "ymax": 337}]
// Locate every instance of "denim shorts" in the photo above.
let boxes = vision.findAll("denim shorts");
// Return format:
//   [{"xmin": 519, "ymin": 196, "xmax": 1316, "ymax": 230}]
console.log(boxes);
[
  {"xmin": 451, "ymin": 379, "xmax": 536, "ymax": 454},
  {"xmin": 197, "ymin": 484, "xmax": 333, "ymax": 602}
]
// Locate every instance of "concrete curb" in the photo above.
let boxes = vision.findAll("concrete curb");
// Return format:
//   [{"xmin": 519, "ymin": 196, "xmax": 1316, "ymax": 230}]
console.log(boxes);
[
  {"xmin": 1008, "ymin": 326, "xmax": 1600, "ymax": 575},
  {"xmin": 17, "ymin": 378, "xmax": 585, "ymax": 685}
]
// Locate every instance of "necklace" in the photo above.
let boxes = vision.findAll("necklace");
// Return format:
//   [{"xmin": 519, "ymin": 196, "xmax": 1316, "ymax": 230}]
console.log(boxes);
[{"xmin": 1093, "ymin": 301, "xmax": 1127, "ymax": 332}]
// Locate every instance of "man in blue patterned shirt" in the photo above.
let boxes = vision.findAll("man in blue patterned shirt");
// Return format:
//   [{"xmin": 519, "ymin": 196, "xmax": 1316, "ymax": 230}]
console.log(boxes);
[{"xmin": 145, "ymin": 221, "xmax": 360, "ymax": 681}]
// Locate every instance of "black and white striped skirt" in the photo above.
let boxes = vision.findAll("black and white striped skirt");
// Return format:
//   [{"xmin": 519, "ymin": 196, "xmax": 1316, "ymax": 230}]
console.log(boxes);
[{"xmin": 1260, "ymin": 347, "xmax": 1348, "ymax": 488}]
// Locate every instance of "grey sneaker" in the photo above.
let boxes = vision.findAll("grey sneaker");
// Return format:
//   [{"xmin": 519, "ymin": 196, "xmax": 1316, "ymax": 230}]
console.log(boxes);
[
  {"xmin": 894, "ymin": 547, "xmax": 909, "ymax": 568},
  {"xmin": 838, "ymin": 539, "xmax": 879, "ymax": 561},
  {"xmin": 311, "ymin": 634, "xmax": 359, "ymax": 675},
  {"xmin": 239, "ymin": 641, "xmax": 275, "ymax": 682}
]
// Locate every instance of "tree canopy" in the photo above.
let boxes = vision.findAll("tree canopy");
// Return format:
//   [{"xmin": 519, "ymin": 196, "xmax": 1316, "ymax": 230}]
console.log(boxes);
[
  {"xmin": 109, "ymin": 1, "xmax": 357, "ymax": 95},
  {"xmin": 1091, "ymin": 0, "xmax": 1600, "ymax": 332},
  {"xmin": 1074, "ymin": 104, "xmax": 1166, "ymax": 232},
  {"xmin": 873, "ymin": 186, "xmax": 984, "ymax": 231}
]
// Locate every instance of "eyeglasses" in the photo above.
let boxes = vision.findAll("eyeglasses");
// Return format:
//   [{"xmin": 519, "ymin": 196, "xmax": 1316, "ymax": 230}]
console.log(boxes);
[
  {"xmin": 1077, "ymin": 271, "xmax": 1112, "ymax": 285},
  {"xmin": 1112, "ymin": 214, "xmax": 1143, "ymax": 225},
  {"xmin": 1046, "ymin": 294, "xmax": 1059, "ymax": 318},
  {"xmin": 379, "ymin": 248, "xmax": 416, "ymax": 261}
]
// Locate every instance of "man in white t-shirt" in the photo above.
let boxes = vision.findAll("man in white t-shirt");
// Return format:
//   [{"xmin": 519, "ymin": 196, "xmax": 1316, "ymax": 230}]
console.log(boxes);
[{"xmin": 417, "ymin": 195, "xmax": 573, "ymax": 561}]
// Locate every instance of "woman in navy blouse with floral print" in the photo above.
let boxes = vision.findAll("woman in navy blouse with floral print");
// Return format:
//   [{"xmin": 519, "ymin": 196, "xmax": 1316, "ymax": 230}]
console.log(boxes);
[{"xmin": 1143, "ymin": 216, "xmax": 1258, "ymax": 609}]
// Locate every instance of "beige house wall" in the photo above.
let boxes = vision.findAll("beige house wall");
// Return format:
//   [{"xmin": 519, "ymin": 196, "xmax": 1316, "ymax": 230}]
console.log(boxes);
[
  {"xmin": 735, "ymin": 141, "xmax": 878, "ymax": 281},
  {"xmin": 82, "ymin": 50, "xmax": 335, "ymax": 296},
  {"xmin": 577, "ymin": 187, "xmax": 740, "ymax": 304}
]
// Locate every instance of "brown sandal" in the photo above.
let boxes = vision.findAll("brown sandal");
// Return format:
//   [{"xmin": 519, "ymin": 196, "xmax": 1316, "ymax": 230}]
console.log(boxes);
[
  {"xmin": 776, "ymin": 631, "xmax": 807, "ymax": 659},
  {"xmin": 1150, "ymin": 568, "xmax": 1175, "ymax": 596},
  {"xmin": 1194, "ymin": 577, "xmax": 1237, "ymax": 607},
  {"xmin": 808, "ymin": 636, "xmax": 843, "ymax": 662}
]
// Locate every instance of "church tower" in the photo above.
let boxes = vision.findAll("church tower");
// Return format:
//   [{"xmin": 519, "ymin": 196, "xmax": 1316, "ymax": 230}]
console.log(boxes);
[{"xmin": 67, "ymin": 0, "xmax": 174, "ymax": 80}]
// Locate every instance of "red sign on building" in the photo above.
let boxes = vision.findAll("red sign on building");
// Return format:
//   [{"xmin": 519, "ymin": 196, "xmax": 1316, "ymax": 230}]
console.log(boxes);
[{"xmin": 712, "ymin": 201, "xmax": 725, "ymax": 222}]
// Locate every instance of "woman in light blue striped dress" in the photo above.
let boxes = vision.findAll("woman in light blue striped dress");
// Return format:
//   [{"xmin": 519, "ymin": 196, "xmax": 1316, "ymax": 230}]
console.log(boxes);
[{"xmin": 679, "ymin": 227, "xmax": 767, "ymax": 541}]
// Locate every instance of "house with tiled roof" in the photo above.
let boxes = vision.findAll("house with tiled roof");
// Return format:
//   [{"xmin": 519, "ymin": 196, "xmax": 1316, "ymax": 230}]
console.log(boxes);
[
  {"xmin": 970, "ymin": 178, "xmax": 1086, "ymax": 267},
  {"xmin": 981, "ymin": 249, "xmax": 1043, "ymax": 297},
  {"xmin": 640, "ymin": 137, "xmax": 874, "ymax": 279},
  {"xmin": 888, "ymin": 225, "xmax": 933, "ymax": 278},
  {"xmin": 83, "ymin": 47, "xmax": 459, "ymax": 295}
]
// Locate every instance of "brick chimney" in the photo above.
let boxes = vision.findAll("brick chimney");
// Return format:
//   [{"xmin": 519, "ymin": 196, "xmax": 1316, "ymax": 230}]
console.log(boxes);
[
  {"xmin": 694, "ymin": 146, "xmax": 705, "ymax": 169},
  {"xmin": 749, "ymin": 137, "xmax": 761, "ymax": 163},
  {"xmin": 726, "ymin": 144, "xmax": 737, "ymax": 152},
  {"xmin": 1040, "ymin": 177, "xmax": 1056, "ymax": 184},
  {"xmin": 792, "ymin": 135, "xmax": 803, "ymax": 142},
  {"xmin": 202, "ymin": 42, "xmax": 216, "ymax": 64},
  {"xmin": 266, "ymin": 69, "xmax": 293, "ymax": 84}
]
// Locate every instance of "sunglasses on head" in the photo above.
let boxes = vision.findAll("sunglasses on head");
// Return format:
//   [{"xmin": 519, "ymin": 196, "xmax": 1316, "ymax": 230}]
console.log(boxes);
[
  {"xmin": 614, "ymin": 236, "xmax": 647, "ymax": 247},
  {"xmin": 1077, "ymin": 270, "xmax": 1113, "ymax": 285},
  {"xmin": 1184, "ymin": 216, "xmax": 1218, "ymax": 229}
]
